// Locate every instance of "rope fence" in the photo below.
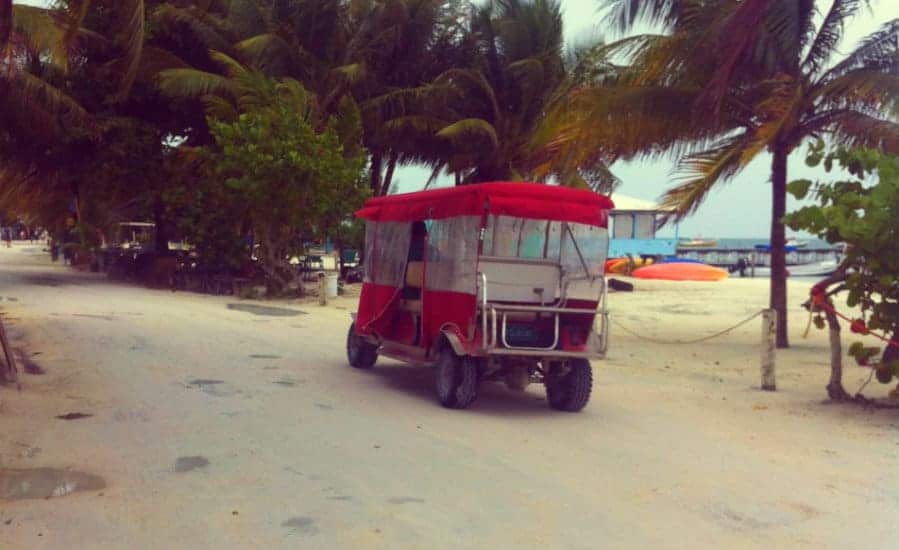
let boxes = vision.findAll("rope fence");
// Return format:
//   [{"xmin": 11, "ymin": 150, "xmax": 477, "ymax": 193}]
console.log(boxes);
[
  {"xmin": 611, "ymin": 310, "xmax": 764, "ymax": 345},
  {"xmin": 610, "ymin": 308, "xmax": 777, "ymax": 391}
]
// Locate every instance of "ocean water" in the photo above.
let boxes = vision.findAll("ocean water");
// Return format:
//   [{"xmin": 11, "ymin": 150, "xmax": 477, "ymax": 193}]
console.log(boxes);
[{"xmin": 712, "ymin": 238, "xmax": 835, "ymax": 250}]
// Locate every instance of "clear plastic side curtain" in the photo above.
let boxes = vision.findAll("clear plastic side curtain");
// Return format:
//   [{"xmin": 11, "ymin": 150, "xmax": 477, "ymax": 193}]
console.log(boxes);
[
  {"xmin": 423, "ymin": 215, "xmax": 481, "ymax": 295},
  {"xmin": 363, "ymin": 221, "xmax": 412, "ymax": 287}
]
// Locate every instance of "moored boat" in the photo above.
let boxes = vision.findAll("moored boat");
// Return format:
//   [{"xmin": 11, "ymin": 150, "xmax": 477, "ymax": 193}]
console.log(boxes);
[
  {"xmin": 743, "ymin": 260, "xmax": 837, "ymax": 278},
  {"xmin": 678, "ymin": 237, "xmax": 717, "ymax": 249}
]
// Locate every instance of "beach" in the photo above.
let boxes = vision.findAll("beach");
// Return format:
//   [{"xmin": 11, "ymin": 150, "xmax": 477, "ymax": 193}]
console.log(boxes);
[{"xmin": 1, "ymin": 243, "xmax": 897, "ymax": 549}]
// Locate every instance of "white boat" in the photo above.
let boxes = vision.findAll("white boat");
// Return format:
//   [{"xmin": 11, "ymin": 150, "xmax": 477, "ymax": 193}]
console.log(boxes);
[
  {"xmin": 678, "ymin": 237, "xmax": 717, "ymax": 249},
  {"xmin": 744, "ymin": 260, "xmax": 837, "ymax": 278},
  {"xmin": 786, "ymin": 238, "xmax": 808, "ymax": 248}
]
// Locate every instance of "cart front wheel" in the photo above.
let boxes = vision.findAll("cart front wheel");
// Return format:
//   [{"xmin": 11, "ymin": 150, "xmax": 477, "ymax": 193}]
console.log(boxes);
[
  {"xmin": 435, "ymin": 345, "xmax": 478, "ymax": 409},
  {"xmin": 546, "ymin": 358, "xmax": 593, "ymax": 412},
  {"xmin": 347, "ymin": 323, "xmax": 378, "ymax": 369}
]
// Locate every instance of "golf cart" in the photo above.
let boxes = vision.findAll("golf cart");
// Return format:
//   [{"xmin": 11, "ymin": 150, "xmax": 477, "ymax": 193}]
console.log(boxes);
[{"xmin": 346, "ymin": 182, "xmax": 614, "ymax": 411}]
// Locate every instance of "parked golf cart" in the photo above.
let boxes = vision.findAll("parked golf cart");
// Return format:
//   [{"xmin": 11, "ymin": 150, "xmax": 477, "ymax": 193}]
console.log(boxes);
[{"xmin": 346, "ymin": 182, "xmax": 614, "ymax": 411}]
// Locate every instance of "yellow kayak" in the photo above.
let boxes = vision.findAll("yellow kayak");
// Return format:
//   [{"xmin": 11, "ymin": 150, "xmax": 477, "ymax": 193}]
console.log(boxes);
[{"xmin": 606, "ymin": 257, "xmax": 654, "ymax": 274}]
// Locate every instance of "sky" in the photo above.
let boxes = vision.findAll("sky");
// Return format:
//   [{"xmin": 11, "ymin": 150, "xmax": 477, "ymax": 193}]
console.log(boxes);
[{"xmin": 14, "ymin": 0, "xmax": 898, "ymax": 237}]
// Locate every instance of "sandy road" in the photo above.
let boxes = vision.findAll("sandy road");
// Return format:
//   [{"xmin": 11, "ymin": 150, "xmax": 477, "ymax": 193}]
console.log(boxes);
[{"xmin": 0, "ymin": 243, "xmax": 897, "ymax": 549}]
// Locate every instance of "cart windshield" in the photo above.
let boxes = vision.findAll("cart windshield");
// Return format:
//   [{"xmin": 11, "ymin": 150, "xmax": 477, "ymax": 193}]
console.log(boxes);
[{"xmin": 482, "ymin": 216, "xmax": 607, "ymax": 279}]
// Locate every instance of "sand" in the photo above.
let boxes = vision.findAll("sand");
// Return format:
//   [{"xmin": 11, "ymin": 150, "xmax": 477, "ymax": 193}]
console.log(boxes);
[{"xmin": 0, "ymin": 243, "xmax": 897, "ymax": 549}]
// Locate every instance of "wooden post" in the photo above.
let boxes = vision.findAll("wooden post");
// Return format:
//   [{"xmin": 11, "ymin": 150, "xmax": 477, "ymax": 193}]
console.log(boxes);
[
  {"xmin": 319, "ymin": 273, "xmax": 327, "ymax": 306},
  {"xmin": 0, "ymin": 313, "xmax": 18, "ymax": 386},
  {"xmin": 761, "ymin": 309, "xmax": 776, "ymax": 391}
]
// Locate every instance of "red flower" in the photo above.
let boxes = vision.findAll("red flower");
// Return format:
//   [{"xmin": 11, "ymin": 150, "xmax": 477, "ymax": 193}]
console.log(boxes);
[{"xmin": 850, "ymin": 319, "xmax": 869, "ymax": 335}]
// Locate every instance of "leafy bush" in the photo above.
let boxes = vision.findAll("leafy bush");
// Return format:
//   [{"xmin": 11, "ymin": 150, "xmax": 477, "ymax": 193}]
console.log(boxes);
[{"xmin": 785, "ymin": 144, "xmax": 899, "ymax": 377}]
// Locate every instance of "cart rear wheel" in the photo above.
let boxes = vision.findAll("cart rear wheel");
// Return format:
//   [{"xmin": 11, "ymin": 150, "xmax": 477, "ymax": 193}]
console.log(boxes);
[
  {"xmin": 346, "ymin": 323, "xmax": 378, "ymax": 369},
  {"xmin": 435, "ymin": 345, "xmax": 478, "ymax": 409},
  {"xmin": 546, "ymin": 358, "xmax": 593, "ymax": 412}
]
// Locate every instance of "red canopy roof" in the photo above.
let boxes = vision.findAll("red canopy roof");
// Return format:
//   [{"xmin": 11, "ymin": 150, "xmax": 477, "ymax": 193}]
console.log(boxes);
[{"xmin": 356, "ymin": 182, "xmax": 614, "ymax": 227}]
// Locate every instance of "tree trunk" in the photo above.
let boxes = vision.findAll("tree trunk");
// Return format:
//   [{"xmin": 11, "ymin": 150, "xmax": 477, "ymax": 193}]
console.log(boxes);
[
  {"xmin": 770, "ymin": 145, "xmax": 789, "ymax": 348},
  {"xmin": 382, "ymin": 152, "xmax": 398, "ymax": 195},
  {"xmin": 153, "ymin": 197, "xmax": 169, "ymax": 256},
  {"xmin": 370, "ymin": 153, "xmax": 383, "ymax": 196},
  {"xmin": 0, "ymin": 0, "xmax": 12, "ymax": 53},
  {"xmin": 824, "ymin": 307, "xmax": 849, "ymax": 400}
]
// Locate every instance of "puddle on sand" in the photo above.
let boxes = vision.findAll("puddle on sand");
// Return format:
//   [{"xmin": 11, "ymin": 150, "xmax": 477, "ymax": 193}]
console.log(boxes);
[
  {"xmin": 249, "ymin": 354, "xmax": 282, "ymax": 359},
  {"xmin": 388, "ymin": 496, "xmax": 425, "ymax": 504},
  {"xmin": 72, "ymin": 314, "xmax": 115, "ymax": 321},
  {"xmin": 188, "ymin": 379, "xmax": 223, "ymax": 386},
  {"xmin": 173, "ymin": 456, "xmax": 209, "ymax": 473},
  {"xmin": 282, "ymin": 516, "xmax": 317, "ymax": 535},
  {"xmin": 227, "ymin": 304, "xmax": 306, "ymax": 317},
  {"xmin": 186, "ymin": 379, "xmax": 235, "ymax": 397},
  {"xmin": 0, "ymin": 468, "xmax": 105, "ymax": 500},
  {"xmin": 56, "ymin": 412, "xmax": 93, "ymax": 420}
]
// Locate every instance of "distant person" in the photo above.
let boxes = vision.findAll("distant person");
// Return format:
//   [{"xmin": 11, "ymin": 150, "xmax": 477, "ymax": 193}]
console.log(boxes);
[{"xmin": 2, "ymin": 228, "xmax": 11, "ymax": 248}]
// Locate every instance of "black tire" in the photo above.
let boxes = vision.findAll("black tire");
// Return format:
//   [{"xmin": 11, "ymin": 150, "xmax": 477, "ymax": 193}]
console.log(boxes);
[
  {"xmin": 546, "ymin": 358, "xmax": 593, "ymax": 412},
  {"xmin": 434, "ymin": 345, "xmax": 478, "ymax": 409},
  {"xmin": 346, "ymin": 322, "xmax": 378, "ymax": 369}
]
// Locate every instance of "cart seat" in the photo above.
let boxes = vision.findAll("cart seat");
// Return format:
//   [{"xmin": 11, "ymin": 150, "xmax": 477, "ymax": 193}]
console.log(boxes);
[
  {"xmin": 405, "ymin": 261, "xmax": 424, "ymax": 288},
  {"xmin": 479, "ymin": 257, "xmax": 561, "ymax": 304},
  {"xmin": 402, "ymin": 261, "xmax": 424, "ymax": 300},
  {"xmin": 399, "ymin": 299, "xmax": 422, "ymax": 313}
]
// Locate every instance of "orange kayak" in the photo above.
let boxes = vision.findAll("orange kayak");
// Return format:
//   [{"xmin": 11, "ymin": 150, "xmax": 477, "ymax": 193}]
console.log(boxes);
[{"xmin": 632, "ymin": 262, "xmax": 728, "ymax": 281}]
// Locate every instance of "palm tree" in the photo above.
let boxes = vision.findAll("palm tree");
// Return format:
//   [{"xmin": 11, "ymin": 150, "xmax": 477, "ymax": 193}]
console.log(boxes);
[
  {"xmin": 376, "ymin": 0, "xmax": 618, "ymax": 191},
  {"xmin": 0, "ymin": 1, "xmax": 155, "ymax": 235},
  {"xmin": 558, "ymin": 0, "xmax": 899, "ymax": 347},
  {"xmin": 351, "ymin": 0, "xmax": 475, "ymax": 195},
  {"xmin": 150, "ymin": 1, "xmax": 360, "ymax": 124}
]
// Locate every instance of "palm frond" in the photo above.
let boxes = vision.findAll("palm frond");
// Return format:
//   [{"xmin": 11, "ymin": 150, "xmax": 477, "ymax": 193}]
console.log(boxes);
[
  {"xmin": 1, "ymin": 71, "xmax": 94, "ymax": 140},
  {"xmin": 274, "ymin": 77, "xmax": 318, "ymax": 121},
  {"xmin": 234, "ymin": 33, "xmax": 298, "ymax": 77},
  {"xmin": 135, "ymin": 46, "xmax": 191, "ymax": 83},
  {"xmin": 821, "ymin": 18, "xmax": 899, "ymax": 82},
  {"xmin": 602, "ymin": 0, "xmax": 682, "ymax": 34},
  {"xmin": 11, "ymin": 5, "xmax": 68, "ymax": 71},
  {"xmin": 435, "ymin": 68, "xmax": 501, "ymax": 123},
  {"xmin": 739, "ymin": 74, "xmax": 803, "ymax": 160},
  {"xmin": 383, "ymin": 115, "xmax": 448, "ymax": 136},
  {"xmin": 661, "ymin": 134, "xmax": 749, "ymax": 222},
  {"xmin": 694, "ymin": 0, "xmax": 770, "ymax": 115},
  {"xmin": 824, "ymin": 111, "xmax": 899, "ymax": 154},
  {"xmin": 209, "ymin": 50, "xmax": 248, "ymax": 78},
  {"xmin": 151, "ymin": 4, "xmax": 231, "ymax": 53},
  {"xmin": 116, "ymin": 0, "xmax": 145, "ymax": 100},
  {"xmin": 61, "ymin": 0, "xmax": 91, "ymax": 53},
  {"xmin": 332, "ymin": 62, "xmax": 366, "ymax": 85},
  {"xmin": 436, "ymin": 118, "xmax": 499, "ymax": 150},
  {"xmin": 157, "ymin": 67, "xmax": 234, "ymax": 99},
  {"xmin": 202, "ymin": 95, "xmax": 238, "ymax": 122},
  {"xmin": 225, "ymin": 0, "xmax": 266, "ymax": 40},
  {"xmin": 801, "ymin": 0, "xmax": 863, "ymax": 76},
  {"xmin": 810, "ymin": 69, "xmax": 899, "ymax": 115},
  {"xmin": 362, "ymin": 82, "xmax": 456, "ymax": 120},
  {"xmin": 0, "ymin": 0, "xmax": 11, "ymax": 52}
]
